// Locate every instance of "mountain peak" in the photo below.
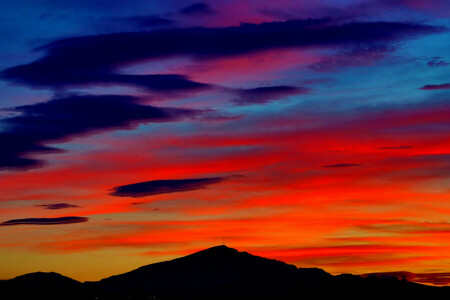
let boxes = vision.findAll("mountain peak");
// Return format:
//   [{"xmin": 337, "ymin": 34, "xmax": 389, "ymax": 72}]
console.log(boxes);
[
  {"xmin": 12, "ymin": 271, "xmax": 80, "ymax": 284},
  {"xmin": 197, "ymin": 244, "xmax": 237, "ymax": 252},
  {"xmin": 164, "ymin": 244, "xmax": 253, "ymax": 266},
  {"xmin": 185, "ymin": 245, "xmax": 239, "ymax": 257}
]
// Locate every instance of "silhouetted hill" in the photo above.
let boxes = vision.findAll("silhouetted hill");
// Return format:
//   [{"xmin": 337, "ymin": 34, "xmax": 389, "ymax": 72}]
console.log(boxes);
[
  {"xmin": 3, "ymin": 246, "xmax": 449, "ymax": 300},
  {"xmin": 87, "ymin": 245, "xmax": 331, "ymax": 298},
  {"xmin": 2, "ymin": 272, "xmax": 82, "ymax": 300},
  {"xmin": 10, "ymin": 271, "xmax": 81, "ymax": 286}
]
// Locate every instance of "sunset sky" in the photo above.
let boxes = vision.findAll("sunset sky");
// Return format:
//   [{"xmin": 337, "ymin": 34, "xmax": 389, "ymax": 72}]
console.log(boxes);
[{"xmin": 0, "ymin": 0, "xmax": 449, "ymax": 286}]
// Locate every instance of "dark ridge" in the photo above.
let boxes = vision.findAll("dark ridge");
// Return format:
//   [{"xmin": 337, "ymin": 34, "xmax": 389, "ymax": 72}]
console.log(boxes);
[
  {"xmin": 2, "ymin": 246, "xmax": 448, "ymax": 300},
  {"xmin": 4, "ymin": 272, "xmax": 82, "ymax": 300},
  {"xmin": 95, "ymin": 245, "xmax": 307, "ymax": 285},
  {"xmin": 11, "ymin": 271, "xmax": 81, "ymax": 285}
]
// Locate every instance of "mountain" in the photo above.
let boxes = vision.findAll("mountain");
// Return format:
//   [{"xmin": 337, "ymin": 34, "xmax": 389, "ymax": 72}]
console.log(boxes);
[
  {"xmin": 1, "ymin": 272, "xmax": 82, "ymax": 300},
  {"xmin": 87, "ymin": 245, "xmax": 332, "ymax": 298},
  {"xmin": 2, "ymin": 245, "xmax": 449, "ymax": 300}
]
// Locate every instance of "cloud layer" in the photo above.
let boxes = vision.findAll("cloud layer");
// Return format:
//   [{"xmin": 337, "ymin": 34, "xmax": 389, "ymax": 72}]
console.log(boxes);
[
  {"xmin": 1, "ymin": 20, "xmax": 442, "ymax": 90},
  {"xmin": 0, "ymin": 94, "xmax": 200, "ymax": 170}
]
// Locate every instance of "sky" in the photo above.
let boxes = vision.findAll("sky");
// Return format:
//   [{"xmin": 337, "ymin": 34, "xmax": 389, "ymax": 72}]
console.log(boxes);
[{"xmin": 0, "ymin": 0, "xmax": 449, "ymax": 286}]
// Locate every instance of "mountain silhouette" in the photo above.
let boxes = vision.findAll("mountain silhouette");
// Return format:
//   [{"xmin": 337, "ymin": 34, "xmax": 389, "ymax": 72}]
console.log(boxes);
[
  {"xmin": 2, "ymin": 245, "xmax": 449, "ymax": 300},
  {"xmin": 1, "ymin": 272, "xmax": 82, "ymax": 300}
]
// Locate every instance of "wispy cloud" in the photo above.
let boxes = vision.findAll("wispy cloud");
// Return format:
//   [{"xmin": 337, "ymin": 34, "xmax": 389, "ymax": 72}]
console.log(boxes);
[
  {"xmin": 0, "ymin": 216, "xmax": 88, "ymax": 226},
  {"xmin": 34, "ymin": 203, "xmax": 82, "ymax": 210},
  {"xmin": 110, "ymin": 176, "xmax": 239, "ymax": 197},
  {"xmin": 0, "ymin": 94, "xmax": 200, "ymax": 170},
  {"xmin": 322, "ymin": 163, "xmax": 362, "ymax": 168}
]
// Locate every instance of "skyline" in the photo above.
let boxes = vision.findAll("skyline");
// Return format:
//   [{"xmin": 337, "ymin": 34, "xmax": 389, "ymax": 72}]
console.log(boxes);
[{"xmin": 0, "ymin": 0, "xmax": 449, "ymax": 285}]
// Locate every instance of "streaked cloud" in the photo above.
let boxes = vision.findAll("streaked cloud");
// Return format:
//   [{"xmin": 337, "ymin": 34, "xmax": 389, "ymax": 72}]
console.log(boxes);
[
  {"xmin": 0, "ymin": 216, "xmax": 88, "ymax": 226},
  {"xmin": 110, "ymin": 176, "xmax": 238, "ymax": 197},
  {"xmin": 35, "ymin": 203, "xmax": 82, "ymax": 210},
  {"xmin": 0, "ymin": 94, "xmax": 200, "ymax": 170},
  {"xmin": 322, "ymin": 163, "xmax": 362, "ymax": 168}
]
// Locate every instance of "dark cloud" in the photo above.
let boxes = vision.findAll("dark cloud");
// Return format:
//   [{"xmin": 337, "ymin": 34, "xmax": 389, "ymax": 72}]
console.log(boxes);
[
  {"xmin": 420, "ymin": 83, "xmax": 450, "ymax": 90},
  {"xmin": 1, "ymin": 20, "xmax": 442, "ymax": 90},
  {"xmin": 1, "ymin": 63, "xmax": 209, "ymax": 92},
  {"xmin": 309, "ymin": 44, "xmax": 394, "ymax": 72},
  {"xmin": 110, "ymin": 15, "xmax": 175, "ymax": 29},
  {"xmin": 0, "ymin": 94, "xmax": 200, "ymax": 171},
  {"xmin": 232, "ymin": 86, "xmax": 311, "ymax": 106},
  {"xmin": 374, "ymin": 146, "xmax": 412, "ymax": 150},
  {"xmin": 110, "ymin": 176, "xmax": 235, "ymax": 197},
  {"xmin": 180, "ymin": 3, "xmax": 214, "ymax": 15},
  {"xmin": 328, "ymin": 149, "xmax": 356, "ymax": 153},
  {"xmin": 322, "ymin": 163, "xmax": 361, "ymax": 168},
  {"xmin": 35, "ymin": 203, "xmax": 81, "ymax": 210},
  {"xmin": 198, "ymin": 110, "xmax": 244, "ymax": 122},
  {"xmin": 0, "ymin": 216, "xmax": 88, "ymax": 226},
  {"xmin": 427, "ymin": 57, "xmax": 449, "ymax": 67}
]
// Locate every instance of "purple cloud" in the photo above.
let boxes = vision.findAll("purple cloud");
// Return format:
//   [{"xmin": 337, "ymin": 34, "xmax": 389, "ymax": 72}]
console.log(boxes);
[
  {"xmin": 0, "ymin": 94, "xmax": 201, "ymax": 171},
  {"xmin": 374, "ymin": 146, "xmax": 412, "ymax": 150},
  {"xmin": 1, "ymin": 20, "xmax": 442, "ymax": 90},
  {"xmin": 420, "ymin": 83, "xmax": 450, "ymax": 90},
  {"xmin": 35, "ymin": 203, "xmax": 82, "ymax": 210},
  {"xmin": 427, "ymin": 57, "xmax": 449, "ymax": 67},
  {"xmin": 0, "ymin": 216, "xmax": 88, "ymax": 226},
  {"xmin": 322, "ymin": 163, "xmax": 362, "ymax": 168},
  {"xmin": 109, "ymin": 176, "xmax": 237, "ymax": 197},
  {"xmin": 180, "ymin": 2, "xmax": 214, "ymax": 15}
]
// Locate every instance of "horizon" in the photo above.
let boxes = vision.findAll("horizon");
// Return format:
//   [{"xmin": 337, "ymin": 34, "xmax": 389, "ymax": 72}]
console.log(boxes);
[
  {"xmin": 2, "ymin": 244, "xmax": 449, "ymax": 287},
  {"xmin": 0, "ymin": 0, "xmax": 449, "ymax": 287}
]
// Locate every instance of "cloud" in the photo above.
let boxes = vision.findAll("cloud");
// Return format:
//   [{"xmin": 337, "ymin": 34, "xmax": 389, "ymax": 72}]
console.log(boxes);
[
  {"xmin": 358, "ymin": 222, "xmax": 450, "ymax": 234},
  {"xmin": 196, "ymin": 110, "xmax": 244, "ymax": 122},
  {"xmin": 109, "ymin": 176, "xmax": 236, "ymax": 197},
  {"xmin": 1, "ymin": 19, "xmax": 442, "ymax": 90},
  {"xmin": 0, "ymin": 94, "xmax": 200, "ymax": 170},
  {"xmin": 413, "ymin": 273, "xmax": 450, "ymax": 286},
  {"xmin": 309, "ymin": 44, "xmax": 395, "ymax": 72},
  {"xmin": 232, "ymin": 86, "xmax": 311, "ymax": 105},
  {"xmin": 420, "ymin": 83, "xmax": 450, "ymax": 90},
  {"xmin": 322, "ymin": 163, "xmax": 362, "ymax": 168},
  {"xmin": 1, "ymin": 63, "xmax": 209, "ymax": 91},
  {"xmin": 35, "ymin": 203, "xmax": 82, "ymax": 210},
  {"xmin": 110, "ymin": 15, "xmax": 176, "ymax": 29},
  {"xmin": 427, "ymin": 57, "xmax": 449, "ymax": 67},
  {"xmin": 0, "ymin": 216, "xmax": 88, "ymax": 226},
  {"xmin": 180, "ymin": 2, "xmax": 215, "ymax": 15},
  {"xmin": 374, "ymin": 146, "xmax": 413, "ymax": 150}
]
